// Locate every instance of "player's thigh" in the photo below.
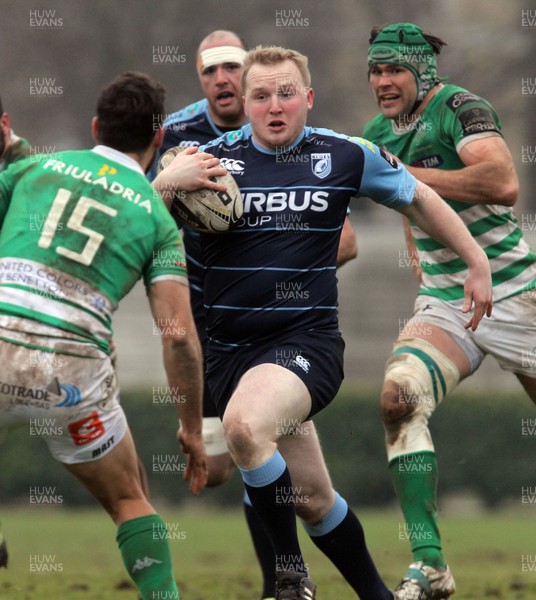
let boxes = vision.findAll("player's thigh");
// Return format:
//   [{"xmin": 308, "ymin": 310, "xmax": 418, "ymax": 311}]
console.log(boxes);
[
  {"xmin": 64, "ymin": 428, "xmax": 151, "ymax": 523},
  {"xmin": 279, "ymin": 421, "xmax": 335, "ymax": 522},
  {"xmin": 223, "ymin": 363, "xmax": 312, "ymax": 442}
]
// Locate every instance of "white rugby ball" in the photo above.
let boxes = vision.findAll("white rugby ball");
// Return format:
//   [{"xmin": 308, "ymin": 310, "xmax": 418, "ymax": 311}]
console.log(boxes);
[{"xmin": 157, "ymin": 146, "xmax": 243, "ymax": 234}]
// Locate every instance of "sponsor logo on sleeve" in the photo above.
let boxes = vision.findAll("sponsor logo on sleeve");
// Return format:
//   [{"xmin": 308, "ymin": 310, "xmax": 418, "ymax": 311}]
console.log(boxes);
[
  {"xmin": 458, "ymin": 107, "xmax": 500, "ymax": 137},
  {"xmin": 446, "ymin": 91, "xmax": 484, "ymax": 111},
  {"xmin": 380, "ymin": 148, "xmax": 399, "ymax": 169}
]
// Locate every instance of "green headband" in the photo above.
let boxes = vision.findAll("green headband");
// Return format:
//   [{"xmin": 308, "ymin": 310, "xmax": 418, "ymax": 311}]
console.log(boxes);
[{"xmin": 367, "ymin": 23, "xmax": 438, "ymax": 102}]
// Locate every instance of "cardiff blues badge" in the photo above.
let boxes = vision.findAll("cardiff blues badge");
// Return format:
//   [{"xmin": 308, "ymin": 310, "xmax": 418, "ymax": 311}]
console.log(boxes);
[{"xmin": 311, "ymin": 153, "xmax": 331, "ymax": 179}]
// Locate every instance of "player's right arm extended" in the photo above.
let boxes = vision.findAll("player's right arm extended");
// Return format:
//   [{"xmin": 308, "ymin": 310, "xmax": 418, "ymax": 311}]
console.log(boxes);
[
  {"xmin": 397, "ymin": 179, "xmax": 493, "ymax": 331},
  {"xmin": 148, "ymin": 279, "xmax": 207, "ymax": 495}
]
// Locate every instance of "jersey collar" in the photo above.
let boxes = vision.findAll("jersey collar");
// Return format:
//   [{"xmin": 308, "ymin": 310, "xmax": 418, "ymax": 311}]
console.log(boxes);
[
  {"xmin": 92, "ymin": 145, "xmax": 144, "ymax": 175},
  {"xmin": 251, "ymin": 128, "xmax": 307, "ymax": 155}
]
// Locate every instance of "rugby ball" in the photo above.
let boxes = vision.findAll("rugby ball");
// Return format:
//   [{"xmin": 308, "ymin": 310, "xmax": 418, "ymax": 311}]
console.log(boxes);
[{"xmin": 157, "ymin": 146, "xmax": 243, "ymax": 233}]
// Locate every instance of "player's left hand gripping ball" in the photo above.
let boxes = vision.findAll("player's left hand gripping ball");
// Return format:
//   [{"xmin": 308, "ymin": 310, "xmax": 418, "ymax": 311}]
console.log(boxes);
[{"xmin": 158, "ymin": 147, "xmax": 243, "ymax": 233}]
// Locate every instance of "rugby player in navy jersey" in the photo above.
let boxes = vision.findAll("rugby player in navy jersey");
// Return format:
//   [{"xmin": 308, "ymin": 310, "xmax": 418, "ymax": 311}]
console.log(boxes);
[
  {"xmin": 152, "ymin": 31, "xmax": 279, "ymax": 600},
  {"xmin": 154, "ymin": 45, "xmax": 492, "ymax": 600},
  {"xmin": 155, "ymin": 45, "xmax": 492, "ymax": 600},
  {"xmin": 152, "ymin": 31, "xmax": 357, "ymax": 600}
]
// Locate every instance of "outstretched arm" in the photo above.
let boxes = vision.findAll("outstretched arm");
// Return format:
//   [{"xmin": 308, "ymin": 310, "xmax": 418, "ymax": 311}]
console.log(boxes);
[{"xmin": 397, "ymin": 179, "xmax": 493, "ymax": 331}]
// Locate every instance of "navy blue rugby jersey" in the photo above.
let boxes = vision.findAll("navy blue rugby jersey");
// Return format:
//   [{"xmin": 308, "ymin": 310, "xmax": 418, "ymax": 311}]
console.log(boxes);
[{"xmin": 200, "ymin": 125, "xmax": 416, "ymax": 346}]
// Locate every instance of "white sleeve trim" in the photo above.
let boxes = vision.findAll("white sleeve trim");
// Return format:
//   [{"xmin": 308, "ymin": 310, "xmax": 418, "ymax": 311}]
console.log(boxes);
[
  {"xmin": 149, "ymin": 274, "xmax": 189, "ymax": 287},
  {"xmin": 455, "ymin": 132, "xmax": 501, "ymax": 154}
]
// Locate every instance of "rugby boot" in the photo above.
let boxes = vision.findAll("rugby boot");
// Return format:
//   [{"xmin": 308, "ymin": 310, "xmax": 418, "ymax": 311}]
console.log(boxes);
[
  {"xmin": 275, "ymin": 570, "xmax": 315, "ymax": 600},
  {"xmin": 395, "ymin": 561, "xmax": 455, "ymax": 599}
]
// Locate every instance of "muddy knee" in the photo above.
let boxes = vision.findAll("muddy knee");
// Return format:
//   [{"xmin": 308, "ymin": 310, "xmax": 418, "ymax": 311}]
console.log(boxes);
[
  {"xmin": 381, "ymin": 380, "xmax": 417, "ymax": 429},
  {"xmin": 382, "ymin": 338, "xmax": 460, "ymax": 461}
]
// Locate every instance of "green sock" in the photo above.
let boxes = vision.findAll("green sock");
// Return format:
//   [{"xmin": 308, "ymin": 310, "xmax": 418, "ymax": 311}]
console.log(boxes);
[
  {"xmin": 117, "ymin": 514, "xmax": 179, "ymax": 600},
  {"xmin": 390, "ymin": 451, "xmax": 445, "ymax": 569}
]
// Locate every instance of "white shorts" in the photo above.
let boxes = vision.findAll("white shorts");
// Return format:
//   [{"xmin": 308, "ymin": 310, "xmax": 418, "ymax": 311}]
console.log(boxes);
[
  {"xmin": 408, "ymin": 292, "xmax": 536, "ymax": 377},
  {"xmin": 0, "ymin": 333, "xmax": 127, "ymax": 464}
]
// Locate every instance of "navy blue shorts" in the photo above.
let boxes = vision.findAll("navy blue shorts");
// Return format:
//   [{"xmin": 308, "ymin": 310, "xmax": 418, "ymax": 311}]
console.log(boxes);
[
  {"xmin": 202, "ymin": 358, "xmax": 219, "ymax": 418},
  {"xmin": 189, "ymin": 287, "xmax": 219, "ymax": 419},
  {"xmin": 206, "ymin": 330, "xmax": 345, "ymax": 419}
]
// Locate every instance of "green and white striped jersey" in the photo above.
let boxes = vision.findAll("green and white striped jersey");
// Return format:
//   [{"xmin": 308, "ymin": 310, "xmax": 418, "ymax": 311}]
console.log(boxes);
[
  {"xmin": 0, "ymin": 146, "xmax": 187, "ymax": 354},
  {"xmin": 363, "ymin": 84, "xmax": 536, "ymax": 304}
]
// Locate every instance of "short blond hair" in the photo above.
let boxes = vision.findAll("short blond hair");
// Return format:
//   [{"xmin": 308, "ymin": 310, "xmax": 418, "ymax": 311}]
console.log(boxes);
[{"xmin": 241, "ymin": 45, "xmax": 311, "ymax": 92}]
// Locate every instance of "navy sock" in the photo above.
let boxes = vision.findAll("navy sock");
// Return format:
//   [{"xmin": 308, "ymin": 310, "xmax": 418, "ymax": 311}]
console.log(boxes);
[
  {"xmin": 240, "ymin": 450, "xmax": 306, "ymax": 575},
  {"xmin": 244, "ymin": 491, "xmax": 276, "ymax": 598},
  {"xmin": 304, "ymin": 494, "xmax": 391, "ymax": 600}
]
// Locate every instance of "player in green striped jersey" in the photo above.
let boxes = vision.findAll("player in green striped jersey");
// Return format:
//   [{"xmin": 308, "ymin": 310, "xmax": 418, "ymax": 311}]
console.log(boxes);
[
  {"xmin": 363, "ymin": 23, "xmax": 536, "ymax": 599},
  {"xmin": 0, "ymin": 72, "xmax": 225, "ymax": 599}
]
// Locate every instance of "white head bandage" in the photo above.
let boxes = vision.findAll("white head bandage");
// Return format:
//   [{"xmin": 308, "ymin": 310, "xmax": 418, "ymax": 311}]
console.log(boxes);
[{"xmin": 200, "ymin": 46, "xmax": 247, "ymax": 69}]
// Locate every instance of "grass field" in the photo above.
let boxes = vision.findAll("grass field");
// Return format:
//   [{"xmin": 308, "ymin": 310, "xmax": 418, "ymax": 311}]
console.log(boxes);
[{"xmin": 1, "ymin": 506, "xmax": 535, "ymax": 599}]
